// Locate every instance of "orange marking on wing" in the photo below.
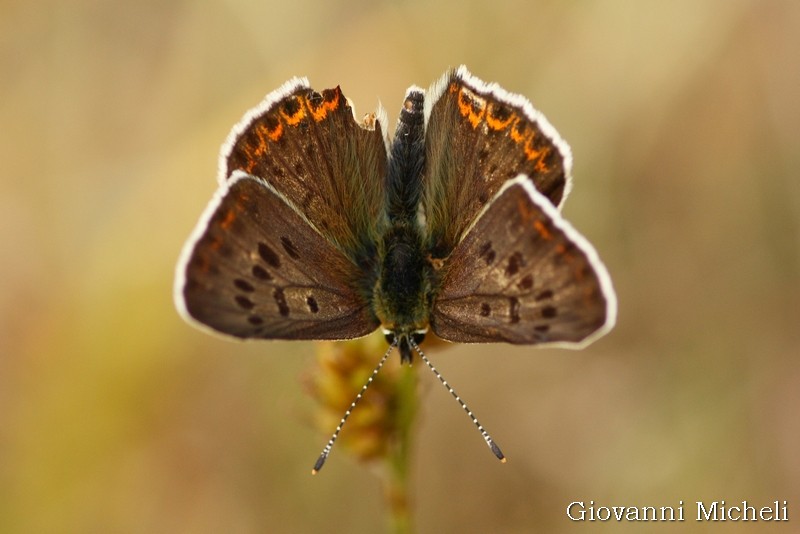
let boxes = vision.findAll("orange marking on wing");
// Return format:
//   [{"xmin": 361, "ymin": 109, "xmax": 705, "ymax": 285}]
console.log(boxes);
[
  {"xmin": 240, "ymin": 147, "xmax": 257, "ymax": 173},
  {"xmin": 509, "ymin": 128, "xmax": 551, "ymax": 167},
  {"xmin": 456, "ymin": 91, "xmax": 473, "ymax": 119},
  {"xmin": 220, "ymin": 209, "xmax": 236, "ymax": 230},
  {"xmin": 524, "ymin": 143, "xmax": 542, "ymax": 162},
  {"xmin": 517, "ymin": 198, "xmax": 536, "ymax": 224},
  {"xmin": 534, "ymin": 220, "xmax": 553, "ymax": 240},
  {"xmin": 281, "ymin": 98, "xmax": 307, "ymax": 125},
  {"xmin": 267, "ymin": 122, "xmax": 283, "ymax": 141},
  {"xmin": 555, "ymin": 243, "xmax": 576, "ymax": 265},
  {"xmin": 532, "ymin": 146, "xmax": 551, "ymax": 172},
  {"xmin": 485, "ymin": 104, "xmax": 515, "ymax": 131},
  {"xmin": 309, "ymin": 90, "xmax": 341, "ymax": 122},
  {"xmin": 254, "ymin": 122, "xmax": 279, "ymax": 147},
  {"xmin": 456, "ymin": 88, "xmax": 486, "ymax": 129},
  {"xmin": 510, "ymin": 120, "xmax": 528, "ymax": 143}
]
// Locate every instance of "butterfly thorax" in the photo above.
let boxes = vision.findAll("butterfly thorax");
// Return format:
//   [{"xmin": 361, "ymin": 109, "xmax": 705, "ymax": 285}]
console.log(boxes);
[{"xmin": 373, "ymin": 221, "xmax": 432, "ymax": 362}]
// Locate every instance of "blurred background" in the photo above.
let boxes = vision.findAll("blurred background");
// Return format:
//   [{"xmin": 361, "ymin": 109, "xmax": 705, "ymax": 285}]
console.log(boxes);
[{"xmin": 2, "ymin": 1, "xmax": 798, "ymax": 532}]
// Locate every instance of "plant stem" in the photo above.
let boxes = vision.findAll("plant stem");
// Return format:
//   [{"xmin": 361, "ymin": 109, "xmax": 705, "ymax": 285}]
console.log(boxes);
[{"xmin": 383, "ymin": 362, "xmax": 417, "ymax": 534}]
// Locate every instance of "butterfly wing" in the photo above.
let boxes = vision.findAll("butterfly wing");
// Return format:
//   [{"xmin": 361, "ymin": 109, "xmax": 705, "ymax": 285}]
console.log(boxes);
[
  {"xmin": 175, "ymin": 172, "xmax": 379, "ymax": 340},
  {"xmin": 176, "ymin": 77, "xmax": 390, "ymax": 340},
  {"xmin": 422, "ymin": 66, "xmax": 572, "ymax": 258},
  {"xmin": 222, "ymin": 78, "xmax": 388, "ymax": 269},
  {"xmin": 431, "ymin": 176, "xmax": 616, "ymax": 348}
]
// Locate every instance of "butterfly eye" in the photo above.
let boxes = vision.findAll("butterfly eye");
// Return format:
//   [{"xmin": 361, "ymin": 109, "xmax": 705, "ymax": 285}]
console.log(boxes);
[
  {"xmin": 411, "ymin": 331, "xmax": 426, "ymax": 345},
  {"xmin": 383, "ymin": 331, "xmax": 396, "ymax": 345}
]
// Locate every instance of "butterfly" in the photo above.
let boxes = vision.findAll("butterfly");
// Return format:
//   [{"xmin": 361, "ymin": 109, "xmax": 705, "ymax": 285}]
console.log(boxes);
[{"xmin": 174, "ymin": 66, "xmax": 616, "ymax": 472}]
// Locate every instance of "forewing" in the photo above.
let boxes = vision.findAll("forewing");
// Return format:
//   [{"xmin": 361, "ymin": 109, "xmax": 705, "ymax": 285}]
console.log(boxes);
[
  {"xmin": 431, "ymin": 176, "xmax": 616, "ymax": 348},
  {"xmin": 221, "ymin": 78, "xmax": 388, "ymax": 265},
  {"xmin": 175, "ymin": 173, "xmax": 379, "ymax": 340},
  {"xmin": 423, "ymin": 66, "xmax": 572, "ymax": 258}
]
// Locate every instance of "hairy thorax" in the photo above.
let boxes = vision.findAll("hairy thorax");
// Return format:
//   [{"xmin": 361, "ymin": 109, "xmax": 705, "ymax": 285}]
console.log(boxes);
[{"xmin": 372, "ymin": 223, "xmax": 432, "ymax": 339}]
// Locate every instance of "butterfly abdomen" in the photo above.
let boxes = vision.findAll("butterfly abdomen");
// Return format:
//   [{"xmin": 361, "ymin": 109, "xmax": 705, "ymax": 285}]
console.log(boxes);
[{"xmin": 385, "ymin": 89, "xmax": 425, "ymax": 224}]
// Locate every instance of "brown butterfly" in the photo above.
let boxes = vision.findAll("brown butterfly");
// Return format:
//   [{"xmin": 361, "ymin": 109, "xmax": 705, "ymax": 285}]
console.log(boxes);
[{"xmin": 175, "ymin": 66, "xmax": 616, "ymax": 472}]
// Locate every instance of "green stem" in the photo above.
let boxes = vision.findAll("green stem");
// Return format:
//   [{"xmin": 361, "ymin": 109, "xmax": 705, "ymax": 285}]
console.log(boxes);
[{"xmin": 384, "ymin": 362, "xmax": 417, "ymax": 534}]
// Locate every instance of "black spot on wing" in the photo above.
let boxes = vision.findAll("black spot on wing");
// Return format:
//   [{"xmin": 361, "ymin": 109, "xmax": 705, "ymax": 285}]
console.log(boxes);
[
  {"xmin": 281, "ymin": 236, "xmax": 300, "ymax": 259},
  {"xmin": 258, "ymin": 242, "xmax": 281, "ymax": 268},
  {"xmin": 235, "ymin": 295, "xmax": 255, "ymax": 310},
  {"xmin": 252, "ymin": 265, "xmax": 272, "ymax": 280},
  {"xmin": 234, "ymin": 279, "xmax": 255, "ymax": 292}
]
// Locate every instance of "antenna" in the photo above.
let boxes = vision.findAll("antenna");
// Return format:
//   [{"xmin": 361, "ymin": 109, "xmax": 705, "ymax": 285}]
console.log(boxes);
[
  {"xmin": 311, "ymin": 339, "xmax": 396, "ymax": 474},
  {"xmin": 409, "ymin": 338, "xmax": 506, "ymax": 463}
]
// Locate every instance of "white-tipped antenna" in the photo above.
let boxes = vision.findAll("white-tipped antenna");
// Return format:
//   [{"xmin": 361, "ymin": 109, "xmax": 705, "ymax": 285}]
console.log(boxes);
[
  {"xmin": 311, "ymin": 340, "xmax": 397, "ymax": 474},
  {"xmin": 409, "ymin": 339, "xmax": 506, "ymax": 463}
]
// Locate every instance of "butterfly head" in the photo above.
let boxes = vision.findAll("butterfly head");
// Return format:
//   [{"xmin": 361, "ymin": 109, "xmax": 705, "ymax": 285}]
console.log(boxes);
[{"xmin": 382, "ymin": 328, "xmax": 427, "ymax": 364}]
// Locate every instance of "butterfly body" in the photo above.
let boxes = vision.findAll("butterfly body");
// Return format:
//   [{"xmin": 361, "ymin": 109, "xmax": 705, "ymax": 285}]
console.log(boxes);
[{"xmin": 374, "ymin": 88, "xmax": 432, "ymax": 362}]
